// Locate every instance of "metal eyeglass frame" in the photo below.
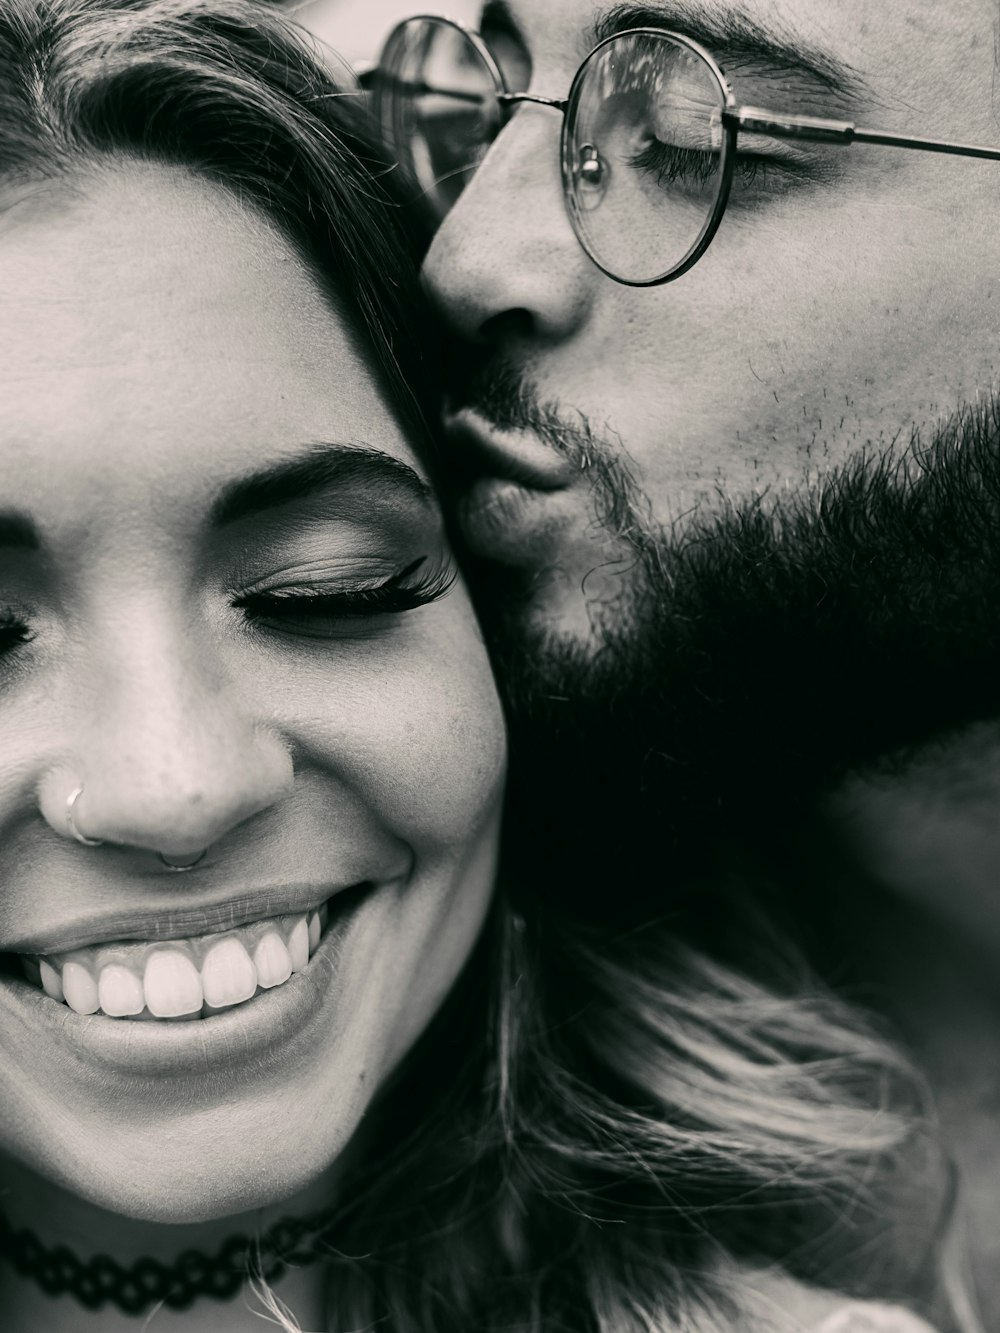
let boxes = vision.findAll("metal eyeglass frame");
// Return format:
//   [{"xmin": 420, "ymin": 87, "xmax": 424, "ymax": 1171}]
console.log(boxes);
[{"xmin": 373, "ymin": 14, "xmax": 1000, "ymax": 288}]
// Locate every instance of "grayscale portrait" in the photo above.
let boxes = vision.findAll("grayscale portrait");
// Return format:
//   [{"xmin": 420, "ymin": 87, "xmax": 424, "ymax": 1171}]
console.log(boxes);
[{"xmin": 1, "ymin": 0, "xmax": 996, "ymax": 1329}]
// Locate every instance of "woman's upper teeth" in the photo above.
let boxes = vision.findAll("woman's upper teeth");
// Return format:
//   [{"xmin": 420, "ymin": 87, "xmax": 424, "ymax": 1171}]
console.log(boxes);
[{"xmin": 24, "ymin": 906, "xmax": 326, "ymax": 1019}]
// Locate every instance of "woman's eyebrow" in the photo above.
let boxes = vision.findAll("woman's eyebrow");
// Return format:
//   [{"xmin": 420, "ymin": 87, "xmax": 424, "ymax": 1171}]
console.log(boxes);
[
  {"xmin": 210, "ymin": 442, "xmax": 434, "ymax": 529},
  {"xmin": 0, "ymin": 511, "xmax": 39, "ymax": 551}
]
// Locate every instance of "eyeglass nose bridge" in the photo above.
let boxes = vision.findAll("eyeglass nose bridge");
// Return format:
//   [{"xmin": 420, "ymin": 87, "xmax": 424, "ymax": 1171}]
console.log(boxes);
[{"xmin": 497, "ymin": 92, "xmax": 569, "ymax": 113}]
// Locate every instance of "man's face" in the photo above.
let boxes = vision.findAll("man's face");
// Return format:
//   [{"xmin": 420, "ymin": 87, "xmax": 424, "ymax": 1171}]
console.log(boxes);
[
  {"xmin": 424, "ymin": 0, "xmax": 1000, "ymax": 646},
  {"xmin": 417, "ymin": 0, "xmax": 1000, "ymax": 943}
]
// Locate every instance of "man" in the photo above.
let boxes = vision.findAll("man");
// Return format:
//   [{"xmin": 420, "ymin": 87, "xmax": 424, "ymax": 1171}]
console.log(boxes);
[{"xmin": 367, "ymin": 0, "xmax": 1000, "ymax": 1320}]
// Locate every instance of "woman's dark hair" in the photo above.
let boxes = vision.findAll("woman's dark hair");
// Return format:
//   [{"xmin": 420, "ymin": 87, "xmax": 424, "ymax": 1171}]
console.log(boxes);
[
  {"xmin": 0, "ymin": 1, "xmax": 961, "ymax": 1329},
  {"xmin": 0, "ymin": 0, "xmax": 438, "ymax": 456}
]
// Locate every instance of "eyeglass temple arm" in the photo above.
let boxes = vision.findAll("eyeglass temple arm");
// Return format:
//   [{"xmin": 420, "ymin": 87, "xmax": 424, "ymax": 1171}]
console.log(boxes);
[
  {"xmin": 729, "ymin": 107, "xmax": 1000, "ymax": 162},
  {"xmin": 369, "ymin": 76, "xmax": 569, "ymax": 112},
  {"xmin": 371, "ymin": 72, "xmax": 489, "ymax": 104}
]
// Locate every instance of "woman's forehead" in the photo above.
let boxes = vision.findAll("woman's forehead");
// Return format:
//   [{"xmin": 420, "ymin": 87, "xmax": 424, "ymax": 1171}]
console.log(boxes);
[{"xmin": 0, "ymin": 163, "xmax": 425, "ymax": 522}]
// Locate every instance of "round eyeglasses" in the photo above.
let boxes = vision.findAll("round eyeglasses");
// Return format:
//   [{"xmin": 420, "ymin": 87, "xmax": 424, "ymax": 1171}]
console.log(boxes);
[
  {"xmin": 373, "ymin": 17, "xmax": 735, "ymax": 287},
  {"xmin": 372, "ymin": 14, "xmax": 1000, "ymax": 288}
]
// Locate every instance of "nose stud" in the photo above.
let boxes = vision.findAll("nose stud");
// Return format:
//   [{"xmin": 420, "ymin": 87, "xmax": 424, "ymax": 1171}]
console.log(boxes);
[
  {"xmin": 64, "ymin": 786, "xmax": 208, "ymax": 868},
  {"xmin": 66, "ymin": 786, "xmax": 104, "ymax": 847},
  {"xmin": 158, "ymin": 849, "xmax": 207, "ymax": 872}
]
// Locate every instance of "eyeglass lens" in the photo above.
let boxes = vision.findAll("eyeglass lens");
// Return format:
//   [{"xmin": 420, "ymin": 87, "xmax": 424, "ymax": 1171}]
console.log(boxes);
[
  {"xmin": 375, "ymin": 20, "xmax": 731, "ymax": 285},
  {"xmin": 564, "ymin": 33, "xmax": 729, "ymax": 284},
  {"xmin": 374, "ymin": 18, "xmax": 502, "ymax": 220}
]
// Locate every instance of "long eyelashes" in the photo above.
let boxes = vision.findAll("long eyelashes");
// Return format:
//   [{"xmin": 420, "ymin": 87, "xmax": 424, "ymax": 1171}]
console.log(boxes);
[
  {"xmin": 0, "ymin": 558, "xmax": 455, "ymax": 663},
  {"xmin": 232, "ymin": 556, "xmax": 457, "ymax": 635},
  {"xmin": 0, "ymin": 554, "xmax": 458, "ymax": 663},
  {"xmin": 628, "ymin": 138, "xmax": 803, "ymax": 193},
  {"xmin": 629, "ymin": 140, "xmax": 721, "ymax": 188}
]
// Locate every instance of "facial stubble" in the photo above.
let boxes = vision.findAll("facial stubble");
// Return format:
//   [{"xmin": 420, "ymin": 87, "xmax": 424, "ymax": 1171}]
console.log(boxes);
[{"xmin": 466, "ymin": 392, "xmax": 1000, "ymax": 897}]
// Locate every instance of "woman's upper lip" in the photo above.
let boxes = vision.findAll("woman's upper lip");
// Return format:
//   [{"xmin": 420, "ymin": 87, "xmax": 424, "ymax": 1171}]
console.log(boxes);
[
  {"xmin": 443, "ymin": 408, "xmax": 577, "ymax": 491},
  {"xmin": 3, "ymin": 882, "xmax": 358, "ymax": 956}
]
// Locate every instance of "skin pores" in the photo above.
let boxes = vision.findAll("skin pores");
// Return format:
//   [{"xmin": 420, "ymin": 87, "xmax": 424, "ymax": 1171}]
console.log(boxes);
[{"xmin": 0, "ymin": 164, "xmax": 506, "ymax": 1223}]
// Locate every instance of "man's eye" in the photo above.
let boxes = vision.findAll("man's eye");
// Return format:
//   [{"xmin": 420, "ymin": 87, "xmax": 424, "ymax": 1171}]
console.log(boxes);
[
  {"xmin": 232, "ymin": 557, "xmax": 455, "ymax": 640},
  {"xmin": 629, "ymin": 136, "xmax": 806, "ymax": 197},
  {"xmin": 628, "ymin": 138, "xmax": 722, "ymax": 188},
  {"xmin": 594, "ymin": 93, "xmax": 724, "ymax": 195}
]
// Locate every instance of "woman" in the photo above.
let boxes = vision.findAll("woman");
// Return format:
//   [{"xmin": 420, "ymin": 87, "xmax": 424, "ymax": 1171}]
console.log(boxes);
[
  {"xmin": 0, "ymin": 0, "xmax": 504, "ymax": 1324},
  {"xmin": 0, "ymin": 0, "xmax": 948, "ymax": 1328}
]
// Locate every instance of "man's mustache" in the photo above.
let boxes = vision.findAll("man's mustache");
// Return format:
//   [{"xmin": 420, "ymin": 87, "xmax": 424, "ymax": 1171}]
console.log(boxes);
[
  {"xmin": 445, "ymin": 347, "xmax": 659, "ymax": 556},
  {"xmin": 446, "ymin": 349, "xmax": 598, "ymax": 468}
]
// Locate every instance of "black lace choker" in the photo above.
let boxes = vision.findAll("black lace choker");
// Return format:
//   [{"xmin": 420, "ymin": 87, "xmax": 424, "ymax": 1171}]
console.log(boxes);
[{"xmin": 0, "ymin": 1201, "xmax": 338, "ymax": 1316}]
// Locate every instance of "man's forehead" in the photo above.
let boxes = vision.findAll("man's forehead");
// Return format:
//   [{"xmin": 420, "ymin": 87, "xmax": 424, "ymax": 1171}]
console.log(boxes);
[
  {"xmin": 482, "ymin": 0, "xmax": 806, "ymax": 50},
  {"xmin": 478, "ymin": 0, "xmax": 986, "ymax": 112},
  {"xmin": 480, "ymin": 0, "xmax": 967, "ymax": 46}
]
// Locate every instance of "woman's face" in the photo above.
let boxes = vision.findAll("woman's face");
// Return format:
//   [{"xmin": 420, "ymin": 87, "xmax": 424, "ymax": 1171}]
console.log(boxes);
[{"xmin": 0, "ymin": 165, "xmax": 506, "ymax": 1223}]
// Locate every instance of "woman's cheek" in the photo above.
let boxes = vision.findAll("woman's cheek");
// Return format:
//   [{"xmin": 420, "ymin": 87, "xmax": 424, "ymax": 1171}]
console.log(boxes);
[
  {"xmin": 262, "ymin": 600, "xmax": 506, "ymax": 846},
  {"xmin": 348, "ymin": 632, "xmax": 506, "ymax": 848}
]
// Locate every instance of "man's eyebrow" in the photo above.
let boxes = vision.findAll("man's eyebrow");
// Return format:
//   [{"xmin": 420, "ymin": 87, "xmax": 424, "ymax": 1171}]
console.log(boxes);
[
  {"xmin": 211, "ymin": 443, "xmax": 434, "ymax": 528},
  {"xmin": 594, "ymin": 4, "xmax": 869, "ymax": 108},
  {"xmin": 0, "ymin": 511, "xmax": 39, "ymax": 551}
]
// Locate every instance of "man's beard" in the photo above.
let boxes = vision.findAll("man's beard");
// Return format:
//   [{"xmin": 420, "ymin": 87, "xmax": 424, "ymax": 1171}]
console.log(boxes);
[{"xmin": 461, "ymin": 383, "xmax": 1000, "ymax": 904}]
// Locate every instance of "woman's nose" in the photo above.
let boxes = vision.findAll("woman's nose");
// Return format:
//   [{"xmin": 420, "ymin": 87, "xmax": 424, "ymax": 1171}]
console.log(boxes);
[
  {"xmin": 37, "ymin": 616, "xmax": 293, "ymax": 858},
  {"xmin": 421, "ymin": 105, "xmax": 596, "ymax": 344}
]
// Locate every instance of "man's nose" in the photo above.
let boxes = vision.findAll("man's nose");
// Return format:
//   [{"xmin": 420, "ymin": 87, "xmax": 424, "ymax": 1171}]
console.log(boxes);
[
  {"xmin": 38, "ymin": 613, "xmax": 293, "ymax": 858},
  {"xmin": 422, "ymin": 105, "xmax": 596, "ymax": 344}
]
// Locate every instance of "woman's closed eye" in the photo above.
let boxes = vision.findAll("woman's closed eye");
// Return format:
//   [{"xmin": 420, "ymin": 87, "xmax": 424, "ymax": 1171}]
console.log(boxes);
[
  {"xmin": 0, "ymin": 556, "xmax": 456, "ymax": 665},
  {"xmin": 232, "ymin": 555, "xmax": 456, "ymax": 640}
]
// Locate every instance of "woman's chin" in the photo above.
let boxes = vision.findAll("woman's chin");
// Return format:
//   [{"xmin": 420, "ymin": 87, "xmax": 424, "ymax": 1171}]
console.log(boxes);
[{"xmin": 7, "ymin": 1078, "xmax": 366, "ymax": 1225}]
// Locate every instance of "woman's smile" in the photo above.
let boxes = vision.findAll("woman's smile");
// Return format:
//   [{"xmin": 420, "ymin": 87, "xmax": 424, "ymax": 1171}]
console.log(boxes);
[
  {"xmin": 19, "ymin": 900, "xmax": 331, "ymax": 1016},
  {"xmin": 0, "ymin": 877, "xmax": 404, "ymax": 1076}
]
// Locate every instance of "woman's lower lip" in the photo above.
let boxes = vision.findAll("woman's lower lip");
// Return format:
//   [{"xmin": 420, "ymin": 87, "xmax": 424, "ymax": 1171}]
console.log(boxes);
[{"xmin": 0, "ymin": 882, "xmax": 375, "ymax": 1079}]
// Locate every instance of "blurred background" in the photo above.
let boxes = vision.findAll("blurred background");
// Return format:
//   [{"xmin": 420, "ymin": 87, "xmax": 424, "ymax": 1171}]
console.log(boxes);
[{"xmin": 291, "ymin": 0, "xmax": 477, "ymax": 72}]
